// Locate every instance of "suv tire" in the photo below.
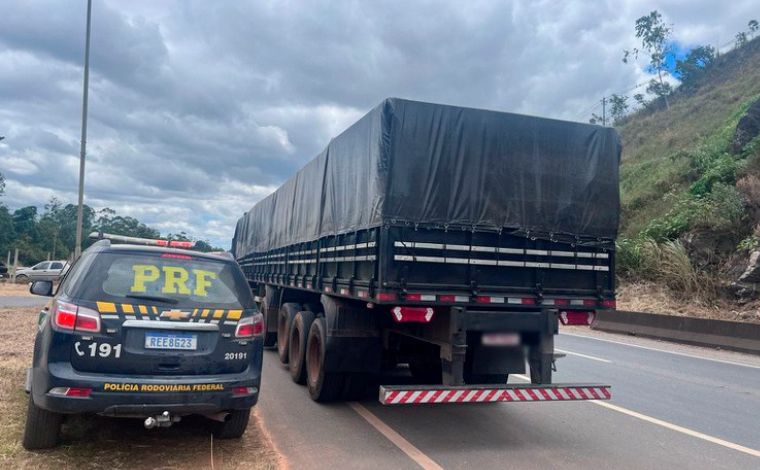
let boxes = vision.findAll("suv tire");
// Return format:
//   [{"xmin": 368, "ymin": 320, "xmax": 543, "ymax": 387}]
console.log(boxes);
[
  {"xmin": 212, "ymin": 408, "xmax": 251, "ymax": 439},
  {"xmin": 22, "ymin": 395, "xmax": 62, "ymax": 450}
]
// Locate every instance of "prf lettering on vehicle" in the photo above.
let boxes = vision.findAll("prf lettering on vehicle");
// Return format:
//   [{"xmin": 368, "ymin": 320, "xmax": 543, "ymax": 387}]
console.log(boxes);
[{"xmin": 130, "ymin": 265, "xmax": 217, "ymax": 296}]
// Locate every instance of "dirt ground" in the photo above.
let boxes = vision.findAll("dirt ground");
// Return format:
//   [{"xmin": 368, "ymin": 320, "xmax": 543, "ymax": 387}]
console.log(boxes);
[
  {"xmin": 0, "ymin": 283, "xmax": 31, "ymax": 297},
  {"xmin": 617, "ymin": 281, "xmax": 760, "ymax": 323},
  {"xmin": 0, "ymin": 307, "xmax": 281, "ymax": 469}
]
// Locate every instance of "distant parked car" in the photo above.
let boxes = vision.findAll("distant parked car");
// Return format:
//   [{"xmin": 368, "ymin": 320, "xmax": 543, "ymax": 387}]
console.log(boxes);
[
  {"xmin": 14, "ymin": 261, "xmax": 69, "ymax": 283},
  {"xmin": 0, "ymin": 261, "xmax": 7, "ymax": 279}
]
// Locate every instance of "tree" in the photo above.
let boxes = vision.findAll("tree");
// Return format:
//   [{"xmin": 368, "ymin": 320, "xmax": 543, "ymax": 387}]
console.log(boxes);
[
  {"xmin": 675, "ymin": 45, "xmax": 715, "ymax": 85},
  {"xmin": 589, "ymin": 113, "xmax": 604, "ymax": 126},
  {"xmin": 749, "ymin": 20, "xmax": 758, "ymax": 38},
  {"xmin": 633, "ymin": 93, "xmax": 648, "ymax": 108},
  {"xmin": 0, "ymin": 171, "xmax": 5, "ymax": 197},
  {"xmin": 736, "ymin": 31, "xmax": 748, "ymax": 49},
  {"xmin": 623, "ymin": 10, "xmax": 673, "ymax": 109},
  {"xmin": 609, "ymin": 94, "xmax": 629, "ymax": 124}
]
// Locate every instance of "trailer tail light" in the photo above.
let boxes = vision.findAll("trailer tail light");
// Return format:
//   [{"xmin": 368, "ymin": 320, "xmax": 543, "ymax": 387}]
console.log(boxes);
[
  {"xmin": 376, "ymin": 292, "xmax": 398, "ymax": 302},
  {"xmin": 49, "ymin": 387, "xmax": 92, "ymax": 398},
  {"xmin": 391, "ymin": 306, "xmax": 434, "ymax": 323},
  {"xmin": 439, "ymin": 295, "xmax": 469, "ymax": 303},
  {"xmin": 405, "ymin": 293, "xmax": 436, "ymax": 302},
  {"xmin": 559, "ymin": 310, "xmax": 595, "ymax": 326},
  {"xmin": 602, "ymin": 299, "xmax": 617, "ymax": 309},
  {"xmin": 53, "ymin": 301, "xmax": 100, "ymax": 333},
  {"xmin": 236, "ymin": 313, "xmax": 264, "ymax": 338}
]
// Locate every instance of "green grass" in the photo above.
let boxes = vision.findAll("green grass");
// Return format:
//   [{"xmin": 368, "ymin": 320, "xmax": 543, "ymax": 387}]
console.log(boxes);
[{"xmin": 618, "ymin": 38, "xmax": 760, "ymax": 240}]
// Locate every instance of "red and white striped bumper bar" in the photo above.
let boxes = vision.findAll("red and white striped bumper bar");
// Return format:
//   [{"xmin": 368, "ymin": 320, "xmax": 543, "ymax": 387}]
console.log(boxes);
[{"xmin": 379, "ymin": 383, "xmax": 611, "ymax": 405}]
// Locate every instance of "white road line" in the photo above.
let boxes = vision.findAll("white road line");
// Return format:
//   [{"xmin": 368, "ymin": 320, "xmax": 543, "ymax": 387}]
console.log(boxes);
[
  {"xmin": 555, "ymin": 348, "xmax": 612, "ymax": 363},
  {"xmin": 348, "ymin": 402, "xmax": 443, "ymax": 470},
  {"xmin": 591, "ymin": 401, "xmax": 760, "ymax": 459},
  {"xmin": 561, "ymin": 332, "xmax": 760, "ymax": 370},
  {"xmin": 512, "ymin": 374, "xmax": 760, "ymax": 459}
]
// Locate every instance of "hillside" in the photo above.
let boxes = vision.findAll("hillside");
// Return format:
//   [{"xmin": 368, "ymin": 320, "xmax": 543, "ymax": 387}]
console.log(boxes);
[{"xmin": 615, "ymin": 36, "xmax": 760, "ymax": 322}]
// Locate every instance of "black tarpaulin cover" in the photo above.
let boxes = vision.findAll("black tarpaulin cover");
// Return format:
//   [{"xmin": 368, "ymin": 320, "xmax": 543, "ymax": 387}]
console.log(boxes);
[{"xmin": 232, "ymin": 98, "xmax": 620, "ymax": 257}]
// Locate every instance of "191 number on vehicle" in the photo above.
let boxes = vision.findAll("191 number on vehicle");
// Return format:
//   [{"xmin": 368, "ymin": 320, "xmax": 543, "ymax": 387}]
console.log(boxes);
[{"xmin": 74, "ymin": 341, "xmax": 122, "ymax": 359}]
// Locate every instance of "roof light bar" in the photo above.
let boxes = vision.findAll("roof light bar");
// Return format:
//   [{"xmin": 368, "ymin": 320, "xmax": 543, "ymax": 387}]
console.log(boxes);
[{"xmin": 89, "ymin": 232, "xmax": 196, "ymax": 249}]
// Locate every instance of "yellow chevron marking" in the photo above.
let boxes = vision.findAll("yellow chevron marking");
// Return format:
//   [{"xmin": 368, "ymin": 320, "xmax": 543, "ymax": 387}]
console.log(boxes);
[
  {"xmin": 139, "ymin": 305, "xmax": 148, "ymax": 315},
  {"xmin": 152, "ymin": 306, "xmax": 158, "ymax": 314},
  {"xmin": 201, "ymin": 309, "xmax": 210, "ymax": 318},
  {"xmin": 192, "ymin": 309, "xmax": 199, "ymax": 317},
  {"xmin": 227, "ymin": 310, "xmax": 243, "ymax": 320},
  {"xmin": 121, "ymin": 304, "xmax": 134, "ymax": 314},
  {"xmin": 213, "ymin": 309, "xmax": 225, "ymax": 319},
  {"xmin": 97, "ymin": 302, "xmax": 117, "ymax": 313}
]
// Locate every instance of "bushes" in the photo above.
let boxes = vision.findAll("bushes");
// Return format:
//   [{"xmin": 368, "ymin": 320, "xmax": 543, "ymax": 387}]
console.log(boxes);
[
  {"xmin": 641, "ymin": 184, "xmax": 746, "ymax": 240},
  {"xmin": 616, "ymin": 238, "xmax": 717, "ymax": 301}
]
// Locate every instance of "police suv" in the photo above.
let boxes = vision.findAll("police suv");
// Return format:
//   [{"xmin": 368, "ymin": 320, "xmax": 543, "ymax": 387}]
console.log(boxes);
[{"xmin": 23, "ymin": 233, "xmax": 264, "ymax": 449}]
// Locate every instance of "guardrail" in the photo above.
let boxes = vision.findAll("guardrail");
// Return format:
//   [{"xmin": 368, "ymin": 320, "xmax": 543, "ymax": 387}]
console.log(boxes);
[{"xmin": 592, "ymin": 310, "xmax": 760, "ymax": 355}]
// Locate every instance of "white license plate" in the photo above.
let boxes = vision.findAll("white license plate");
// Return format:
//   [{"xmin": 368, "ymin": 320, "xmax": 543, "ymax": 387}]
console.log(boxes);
[
  {"xmin": 144, "ymin": 332, "xmax": 197, "ymax": 350},
  {"xmin": 482, "ymin": 333, "xmax": 521, "ymax": 347}
]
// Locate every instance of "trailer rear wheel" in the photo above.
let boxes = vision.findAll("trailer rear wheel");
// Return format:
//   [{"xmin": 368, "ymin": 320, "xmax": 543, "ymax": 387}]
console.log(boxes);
[
  {"xmin": 306, "ymin": 317, "xmax": 345, "ymax": 402},
  {"xmin": 277, "ymin": 303, "xmax": 302, "ymax": 364},
  {"xmin": 288, "ymin": 310, "xmax": 315, "ymax": 384}
]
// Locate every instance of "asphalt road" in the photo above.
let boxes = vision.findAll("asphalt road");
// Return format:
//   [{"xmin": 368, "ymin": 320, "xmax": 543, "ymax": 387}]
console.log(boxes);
[
  {"xmin": 257, "ymin": 328, "xmax": 760, "ymax": 469},
  {"xmin": 0, "ymin": 296, "xmax": 48, "ymax": 308}
]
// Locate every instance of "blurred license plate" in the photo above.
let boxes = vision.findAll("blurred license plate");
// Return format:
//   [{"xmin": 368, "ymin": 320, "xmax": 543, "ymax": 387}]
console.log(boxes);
[
  {"xmin": 145, "ymin": 332, "xmax": 197, "ymax": 350},
  {"xmin": 482, "ymin": 333, "xmax": 520, "ymax": 346}
]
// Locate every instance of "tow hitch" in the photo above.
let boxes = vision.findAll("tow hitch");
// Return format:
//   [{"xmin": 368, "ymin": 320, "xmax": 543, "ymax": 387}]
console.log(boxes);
[{"xmin": 144, "ymin": 411, "xmax": 181, "ymax": 429}]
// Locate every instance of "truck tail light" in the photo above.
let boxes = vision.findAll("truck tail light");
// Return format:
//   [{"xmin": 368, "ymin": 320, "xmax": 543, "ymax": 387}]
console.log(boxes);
[
  {"xmin": 559, "ymin": 310, "xmax": 595, "ymax": 326},
  {"xmin": 391, "ymin": 307, "xmax": 434, "ymax": 323},
  {"xmin": 53, "ymin": 301, "xmax": 100, "ymax": 333},
  {"xmin": 236, "ymin": 313, "xmax": 264, "ymax": 338},
  {"xmin": 232, "ymin": 386, "xmax": 257, "ymax": 396},
  {"xmin": 602, "ymin": 299, "xmax": 616, "ymax": 309}
]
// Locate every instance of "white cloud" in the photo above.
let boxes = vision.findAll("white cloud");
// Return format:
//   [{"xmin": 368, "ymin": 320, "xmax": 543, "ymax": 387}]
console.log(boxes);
[{"xmin": 0, "ymin": 0, "xmax": 757, "ymax": 248}]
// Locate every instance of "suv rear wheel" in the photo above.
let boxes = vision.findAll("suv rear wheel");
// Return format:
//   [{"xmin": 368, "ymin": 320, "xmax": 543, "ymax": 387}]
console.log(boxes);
[
  {"xmin": 22, "ymin": 395, "xmax": 62, "ymax": 450},
  {"xmin": 211, "ymin": 409, "xmax": 251, "ymax": 439}
]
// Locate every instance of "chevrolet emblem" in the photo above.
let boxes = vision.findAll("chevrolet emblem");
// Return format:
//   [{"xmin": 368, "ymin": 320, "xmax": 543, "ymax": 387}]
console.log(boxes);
[{"xmin": 160, "ymin": 309, "xmax": 191, "ymax": 320}]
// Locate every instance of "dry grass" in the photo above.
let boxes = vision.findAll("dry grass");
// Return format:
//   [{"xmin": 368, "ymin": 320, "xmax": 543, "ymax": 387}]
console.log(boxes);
[
  {"xmin": 0, "ymin": 283, "xmax": 31, "ymax": 297},
  {"xmin": 0, "ymin": 307, "xmax": 281, "ymax": 470},
  {"xmin": 618, "ymin": 282, "xmax": 760, "ymax": 323}
]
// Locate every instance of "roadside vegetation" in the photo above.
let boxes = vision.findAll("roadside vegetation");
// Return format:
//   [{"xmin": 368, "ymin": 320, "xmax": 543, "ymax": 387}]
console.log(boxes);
[{"xmin": 612, "ymin": 14, "xmax": 760, "ymax": 321}]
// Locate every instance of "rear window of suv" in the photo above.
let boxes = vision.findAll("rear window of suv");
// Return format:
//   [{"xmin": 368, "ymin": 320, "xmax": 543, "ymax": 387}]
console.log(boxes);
[{"xmin": 74, "ymin": 251, "xmax": 254, "ymax": 308}]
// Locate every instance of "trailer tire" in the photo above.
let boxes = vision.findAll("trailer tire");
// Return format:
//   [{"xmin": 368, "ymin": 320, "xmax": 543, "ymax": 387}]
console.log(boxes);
[
  {"xmin": 22, "ymin": 394, "xmax": 62, "ymax": 450},
  {"xmin": 289, "ymin": 310, "xmax": 315, "ymax": 384},
  {"xmin": 306, "ymin": 317, "xmax": 345, "ymax": 402},
  {"xmin": 277, "ymin": 303, "xmax": 302, "ymax": 364}
]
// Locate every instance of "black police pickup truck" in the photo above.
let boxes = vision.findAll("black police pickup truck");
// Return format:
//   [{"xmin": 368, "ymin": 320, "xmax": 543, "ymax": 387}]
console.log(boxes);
[{"xmin": 23, "ymin": 233, "xmax": 264, "ymax": 449}]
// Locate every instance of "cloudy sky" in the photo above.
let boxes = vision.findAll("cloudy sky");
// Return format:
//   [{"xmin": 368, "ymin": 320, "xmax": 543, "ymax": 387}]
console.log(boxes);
[{"xmin": 0, "ymin": 0, "xmax": 756, "ymax": 248}]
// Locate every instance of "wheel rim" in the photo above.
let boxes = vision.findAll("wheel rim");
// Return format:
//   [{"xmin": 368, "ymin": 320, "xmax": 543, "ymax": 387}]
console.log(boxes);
[{"xmin": 307, "ymin": 329, "xmax": 321, "ymax": 384}]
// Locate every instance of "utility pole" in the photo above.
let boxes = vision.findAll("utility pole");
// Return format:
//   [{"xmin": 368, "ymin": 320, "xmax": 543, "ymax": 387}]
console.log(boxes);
[
  {"xmin": 74, "ymin": 0, "xmax": 92, "ymax": 259},
  {"xmin": 601, "ymin": 97, "xmax": 607, "ymax": 127}
]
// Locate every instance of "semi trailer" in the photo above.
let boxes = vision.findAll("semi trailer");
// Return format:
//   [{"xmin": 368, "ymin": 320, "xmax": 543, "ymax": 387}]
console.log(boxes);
[{"xmin": 233, "ymin": 98, "xmax": 619, "ymax": 404}]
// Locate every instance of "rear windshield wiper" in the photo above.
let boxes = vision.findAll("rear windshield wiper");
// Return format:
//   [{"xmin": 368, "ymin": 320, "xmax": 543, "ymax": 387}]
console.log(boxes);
[{"xmin": 125, "ymin": 294, "xmax": 179, "ymax": 305}]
